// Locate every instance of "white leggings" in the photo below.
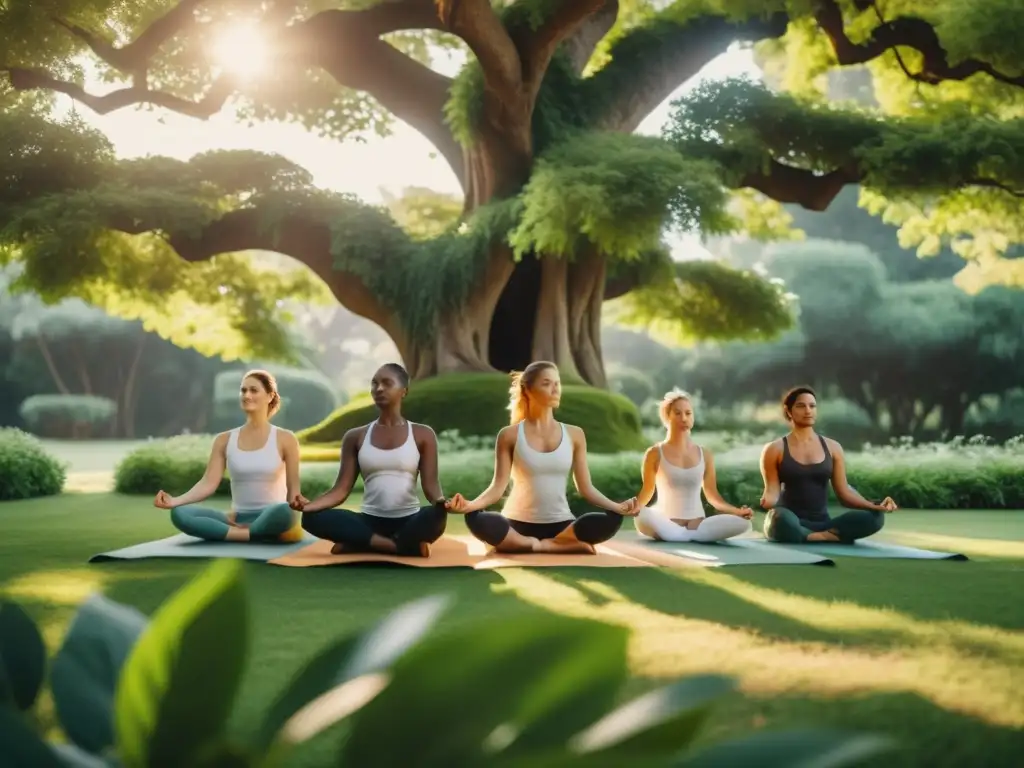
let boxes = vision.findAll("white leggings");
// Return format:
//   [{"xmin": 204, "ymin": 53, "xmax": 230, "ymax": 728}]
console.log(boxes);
[{"xmin": 636, "ymin": 507, "xmax": 751, "ymax": 543}]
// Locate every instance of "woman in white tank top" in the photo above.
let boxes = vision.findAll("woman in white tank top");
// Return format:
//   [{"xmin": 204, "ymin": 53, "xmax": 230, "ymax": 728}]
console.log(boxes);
[
  {"xmin": 446, "ymin": 361, "xmax": 639, "ymax": 554},
  {"xmin": 152, "ymin": 370, "xmax": 304, "ymax": 543},
  {"xmin": 293, "ymin": 364, "xmax": 448, "ymax": 557},
  {"xmin": 633, "ymin": 389, "xmax": 752, "ymax": 543}
]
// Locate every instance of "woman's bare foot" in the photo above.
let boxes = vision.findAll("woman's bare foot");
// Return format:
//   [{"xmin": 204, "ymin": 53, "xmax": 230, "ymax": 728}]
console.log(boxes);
[
  {"xmin": 330, "ymin": 542, "xmax": 349, "ymax": 555},
  {"xmin": 533, "ymin": 538, "xmax": 596, "ymax": 555},
  {"xmin": 807, "ymin": 530, "xmax": 841, "ymax": 542}
]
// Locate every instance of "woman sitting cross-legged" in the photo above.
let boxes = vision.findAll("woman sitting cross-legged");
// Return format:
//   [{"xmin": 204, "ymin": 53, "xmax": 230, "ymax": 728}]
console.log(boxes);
[
  {"xmin": 445, "ymin": 361, "xmax": 638, "ymax": 555},
  {"xmin": 291, "ymin": 363, "xmax": 447, "ymax": 558},
  {"xmin": 759, "ymin": 385, "xmax": 898, "ymax": 544},
  {"xmin": 152, "ymin": 369, "xmax": 303, "ymax": 542},
  {"xmin": 634, "ymin": 389, "xmax": 752, "ymax": 543}
]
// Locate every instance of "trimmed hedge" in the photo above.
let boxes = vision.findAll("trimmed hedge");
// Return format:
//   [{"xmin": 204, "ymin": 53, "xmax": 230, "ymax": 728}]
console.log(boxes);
[
  {"xmin": 299, "ymin": 373, "xmax": 646, "ymax": 454},
  {"xmin": 0, "ymin": 428, "xmax": 66, "ymax": 501},
  {"xmin": 211, "ymin": 366, "xmax": 340, "ymax": 433},
  {"xmin": 18, "ymin": 394, "xmax": 117, "ymax": 438},
  {"xmin": 113, "ymin": 435, "xmax": 1024, "ymax": 510}
]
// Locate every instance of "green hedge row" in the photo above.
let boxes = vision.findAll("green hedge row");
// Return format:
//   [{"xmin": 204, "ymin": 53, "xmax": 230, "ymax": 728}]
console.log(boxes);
[
  {"xmin": 113, "ymin": 437, "xmax": 1024, "ymax": 510},
  {"xmin": 0, "ymin": 428, "xmax": 66, "ymax": 501}
]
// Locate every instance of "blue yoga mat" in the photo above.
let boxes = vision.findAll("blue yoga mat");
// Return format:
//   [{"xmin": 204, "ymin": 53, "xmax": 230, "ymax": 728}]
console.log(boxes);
[
  {"xmin": 616, "ymin": 531, "xmax": 835, "ymax": 567},
  {"xmin": 774, "ymin": 539, "xmax": 968, "ymax": 560},
  {"xmin": 89, "ymin": 533, "xmax": 316, "ymax": 563}
]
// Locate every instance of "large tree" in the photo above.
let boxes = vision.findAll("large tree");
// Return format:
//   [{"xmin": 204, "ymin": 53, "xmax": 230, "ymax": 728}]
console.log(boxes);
[{"xmin": 2, "ymin": 0, "xmax": 1022, "ymax": 384}]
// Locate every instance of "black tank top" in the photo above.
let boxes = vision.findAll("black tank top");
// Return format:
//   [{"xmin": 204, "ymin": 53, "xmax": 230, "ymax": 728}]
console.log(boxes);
[{"xmin": 778, "ymin": 435, "xmax": 832, "ymax": 522}]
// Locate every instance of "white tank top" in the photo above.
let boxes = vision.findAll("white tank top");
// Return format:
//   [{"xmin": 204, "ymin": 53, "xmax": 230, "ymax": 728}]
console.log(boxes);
[
  {"xmin": 503, "ymin": 421, "xmax": 574, "ymax": 524},
  {"xmin": 226, "ymin": 426, "xmax": 287, "ymax": 511},
  {"xmin": 358, "ymin": 421, "xmax": 422, "ymax": 518},
  {"xmin": 654, "ymin": 444, "xmax": 705, "ymax": 520}
]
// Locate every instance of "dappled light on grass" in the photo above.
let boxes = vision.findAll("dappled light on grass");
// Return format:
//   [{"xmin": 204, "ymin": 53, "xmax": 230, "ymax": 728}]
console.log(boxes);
[
  {"xmin": 498, "ymin": 570, "xmax": 1024, "ymax": 729},
  {"xmin": 883, "ymin": 532, "xmax": 1024, "ymax": 560},
  {"xmin": 2, "ymin": 568, "xmax": 114, "ymax": 608}
]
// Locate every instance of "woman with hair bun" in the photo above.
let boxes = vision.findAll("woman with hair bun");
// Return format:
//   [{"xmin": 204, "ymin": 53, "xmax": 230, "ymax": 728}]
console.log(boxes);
[
  {"xmin": 446, "ymin": 361, "xmax": 638, "ymax": 554},
  {"xmin": 632, "ymin": 389, "xmax": 752, "ymax": 543},
  {"xmin": 153, "ymin": 369, "xmax": 303, "ymax": 542},
  {"xmin": 292, "ymin": 363, "xmax": 449, "ymax": 557}
]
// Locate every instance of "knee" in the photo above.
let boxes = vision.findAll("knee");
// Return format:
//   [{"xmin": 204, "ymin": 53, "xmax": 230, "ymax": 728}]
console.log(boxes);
[
  {"xmin": 466, "ymin": 511, "xmax": 507, "ymax": 547},
  {"xmin": 574, "ymin": 511, "xmax": 623, "ymax": 545},
  {"xmin": 301, "ymin": 512, "xmax": 326, "ymax": 537},
  {"xmin": 868, "ymin": 510, "xmax": 885, "ymax": 533},
  {"xmin": 169, "ymin": 505, "xmax": 195, "ymax": 530}
]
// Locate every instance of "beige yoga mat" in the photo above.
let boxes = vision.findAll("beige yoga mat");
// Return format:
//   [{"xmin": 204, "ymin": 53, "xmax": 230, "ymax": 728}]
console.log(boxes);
[{"xmin": 268, "ymin": 534, "xmax": 656, "ymax": 569}]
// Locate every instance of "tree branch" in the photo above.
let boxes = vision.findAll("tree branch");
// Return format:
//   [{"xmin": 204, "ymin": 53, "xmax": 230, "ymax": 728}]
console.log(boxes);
[
  {"xmin": 589, "ymin": 12, "xmax": 790, "ymax": 133},
  {"xmin": 814, "ymin": 0, "xmax": 1024, "ymax": 88},
  {"xmin": 510, "ymin": 0, "xmax": 609, "ymax": 95},
  {"xmin": 739, "ymin": 160, "xmax": 862, "ymax": 211},
  {"xmin": 561, "ymin": 0, "xmax": 620, "ymax": 75},
  {"xmin": 436, "ymin": 0, "xmax": 522, "ymax": 97}
]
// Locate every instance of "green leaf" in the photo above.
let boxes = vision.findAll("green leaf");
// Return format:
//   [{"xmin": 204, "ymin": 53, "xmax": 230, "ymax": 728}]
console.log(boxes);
[
  {"xmin": 0, "ymin": 706, "xmax": 62, "ymax": 768},
  {"xmin": 677, "ymin": 728, "xmax": 896, "ymax": 767},
  {"xmin": 50, "ymin": 594, "xmax": 148, "ymax": 755},
  {"xmin": 50, "ymin": 743, "xmax": 110, "ymax": 767},
  {"xmin": 114, "ymin": 560, "xmax": 249, "ymax": 768},
  {"xmin": 340, "ymin": 613, "xmax": 629, "ymax": 766},
  {"xmin": 0, "ymin": 601, "xmax": 47, "ymax": 711},
  {"xmin": 255, "ymin": 594, "xmax": 450, "ymax": 750},
  {"xmin": 572, "ymin": 675, "xmax": 735, "ymax": 757}
]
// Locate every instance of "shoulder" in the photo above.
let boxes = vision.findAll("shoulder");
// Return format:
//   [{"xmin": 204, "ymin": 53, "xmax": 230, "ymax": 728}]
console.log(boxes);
[
  {"xmin": 696, "ymin": 444, "xmax": 714, "ymax": 462},
  {"xmin": 823, "ymin": 436, "xmax": 844, "ymax": 456},
  {"xmin": 642, "ymin": 444, "xmax": 662, "ymax": 463},
  {"xmin": 341, "ymin": 425, "xmax": 370, "ymax": 447},
  {"xmin": 562, "ymin": 423, "xmax": 586, "ymax": 446},
  {"xmin": 212, "ymin": 431, "xmax": 232, "ymax": 450},
  {"xmin": 275, "ymin": 428, "xmax": 300, "ymax": 449},
  {"xmin": 761, "ymin": 438, "xmax": 784, "ymax": 458},
  {"xmin": 496, "ymin": 424, "xmax": 518, "ymax": 444},
  {"xmin": 411, "ymin": 422, "xmax": 437, "ymax": 441}
]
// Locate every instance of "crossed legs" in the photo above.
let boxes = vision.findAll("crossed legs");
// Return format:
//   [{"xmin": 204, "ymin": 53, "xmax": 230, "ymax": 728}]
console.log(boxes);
[
  {"xmin": 302, "ymin": 504, "xmax": 448, "ymax": 556},
  {"xmin": 170, "ymin": 502, "xmax": 297, "ymax": 542},
  {"xmin": 466, "ymin": 510, "xmax": 624, "ymax": 554},
  {"xmin": 765, "ymin": 507, "xmax": 885, "ymax": 544},
  {"xmin": 636, "ymin": 507, "xmax": 751, "ymax": 542}
]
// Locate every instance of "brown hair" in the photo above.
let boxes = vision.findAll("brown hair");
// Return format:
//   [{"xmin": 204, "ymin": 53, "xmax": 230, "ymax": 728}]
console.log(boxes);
[
  {"xmin": 508, "ymin": 361, "xmax": 557, "ymax": 425},
  {"xmin": 781, "ymin": 385, "xmax": 816, "ymax": 421},
  {"xmin": 244, "ymin": 369, "xmax": 282, "ymax": 418},
  {"xmin": 658, "ymin": 388, "xmax": 693, "ymax": 427}
]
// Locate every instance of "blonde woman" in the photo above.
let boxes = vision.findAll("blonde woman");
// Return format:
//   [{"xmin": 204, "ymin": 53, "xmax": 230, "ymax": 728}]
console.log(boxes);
[
  {"xmin": 446, "ymin": 361, "xmax": 638, "ymax": 554},
  {"xmin": 153, "ymin": 370, "xmax": 303, "ymax": 542},
  {"xmin": 633, "ymin": 389, "xmax": 752, "ymax": 543}
]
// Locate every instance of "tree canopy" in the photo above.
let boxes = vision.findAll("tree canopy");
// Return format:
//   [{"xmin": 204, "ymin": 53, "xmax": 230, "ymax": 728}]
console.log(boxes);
[{"xmin": 2, "ymin": 0, "xmax": 1023, "ymax": 379}]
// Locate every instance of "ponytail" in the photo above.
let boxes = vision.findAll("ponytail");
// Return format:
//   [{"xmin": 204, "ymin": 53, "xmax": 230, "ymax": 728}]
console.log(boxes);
[{"xmin": 508, "ymin": 371, "xmax": 527, "ymax": 425}]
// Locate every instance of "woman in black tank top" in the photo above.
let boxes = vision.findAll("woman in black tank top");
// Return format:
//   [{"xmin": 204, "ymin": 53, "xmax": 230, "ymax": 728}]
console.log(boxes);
[{"xmin": 758, "ymin": 386, "xmax": 898, "ymax": 544}]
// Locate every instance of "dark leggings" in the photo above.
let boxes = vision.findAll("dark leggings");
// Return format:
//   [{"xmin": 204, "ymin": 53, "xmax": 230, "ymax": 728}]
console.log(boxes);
[
  {"xmin": 302, "ymin": 504, "xmax": 447, "ymax": 555},
  {"xmin": 466, "ymin": 510, "xmax": 623, "ymax": 547},
  {"xmin": 765, "ymin": 507, "xmax": 885, "ymax": 544}
]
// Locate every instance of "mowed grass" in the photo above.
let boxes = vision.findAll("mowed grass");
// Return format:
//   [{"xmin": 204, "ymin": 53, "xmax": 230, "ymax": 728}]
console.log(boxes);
[{"xmin": 1, "ymin": 492, "xmax": 1023, "ymax": 766}]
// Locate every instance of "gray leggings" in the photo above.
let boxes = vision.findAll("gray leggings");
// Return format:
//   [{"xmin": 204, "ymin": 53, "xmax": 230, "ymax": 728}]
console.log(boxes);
[
  {"xmin": 170, "ymin": 503, "xmax": 295, "ymax": 541},
  {"xmin": 764, "ymin": 507, "xmax": 884, "ymax": 544}
]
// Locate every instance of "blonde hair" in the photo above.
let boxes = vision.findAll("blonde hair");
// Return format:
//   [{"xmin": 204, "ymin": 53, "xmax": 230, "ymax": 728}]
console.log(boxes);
[
  {"xmin": 243, "ymin": 369, "xmax": 282, "ymax": 418},
  {"xmin": 508, "ymin": 361, "xmax": 558, "ymax": 425},
  {"xmin": 658, "ymin": 388, "xmax": 693, "ymax": 427}
]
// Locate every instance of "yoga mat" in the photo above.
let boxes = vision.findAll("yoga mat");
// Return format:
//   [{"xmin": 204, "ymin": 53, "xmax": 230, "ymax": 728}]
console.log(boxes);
[
  {"xmin": 774, "ymin": 539, "xmax": 968, "ymax": 561},
  {"xmin": 89, "ymin": 533, "xmax": 316, "ymax": 563},
  {"xmin": 608, "ymin": 531, "xmax": 835, "ymax": 567},
  {"xmin": 268, "ymin": 535, "xmax": 655, "ymax": 569}
]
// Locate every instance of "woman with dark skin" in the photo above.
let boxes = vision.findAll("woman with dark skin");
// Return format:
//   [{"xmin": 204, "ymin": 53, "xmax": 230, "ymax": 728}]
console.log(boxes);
[
  {"xmin": 291, "ymin": 363, "xmax": 447, "ymax": 557},
  {"xmin": 759, "ymin": 386, "xmax": 898, "ymax": 544},
  {"xmin": 446, "ymin": 361, "xmax": 638, "ymax": 555}
]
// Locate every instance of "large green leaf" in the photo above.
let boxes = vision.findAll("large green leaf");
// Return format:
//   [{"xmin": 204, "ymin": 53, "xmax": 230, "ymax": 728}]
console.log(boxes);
[
  {"xmin": 0, "ymin": 706, "xmax": 63, "ymax": 768},
  {"xmin": 677, "ymin": 728, "xmax": 895, "ymax": 767},
  {"xmin": 50, "ymin": 743, "xmax": 111, "ymax": 767},
  {"xmin": 114, "ymin": 560, "xmax": 249, "ymax": 768},
  {"xmin": 339, "ymin": 613, "xmax": 628, "ymax": 766},
  {"xmin": 255, "ymin": 594, "xmax": 450, "ymax": 751},
  {"xmin": 50, "ymin": 594, "xmax": 148, "ymax": 754},
  {"xmin": 0, "ymin": 601, "xmax": 46, "ymax": 711},
  {"xmin": 573, "ymin": 675, "xmax": 735, "ymax": 757}
]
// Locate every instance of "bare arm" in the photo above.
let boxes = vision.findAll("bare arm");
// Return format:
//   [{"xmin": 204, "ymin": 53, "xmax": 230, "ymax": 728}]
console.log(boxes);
[
  {"xmin": 415, "ymin": 424, "xmax": 446, "ymax": 505},
  {"xmin": 829, "ymin": 440, "xmax": 896, "ymax": 511},
  {"xmin": 302, "ymin": 429, "xmax": 362, "ymax": 514},
  {"xmin": 702, "ymin": 449, "xmax": 751, "ymax": 517},
  {"xmin": 635, "ymin": 446, "xmax": 660, "ymax": 508},
  {"xmin": 168, "ymin": 433, "xmax": 229, "ymax": 506},
  {"xmin": 570, "ymin": 427, "xmax": 633, "ymax": 515},
  {"xmin": 280, "ymin": 430, "xmax": 302, "ymax": 502},
  {"xmin": 759, "ymin": 440, "xmax": 783, "ymax": 510},
  {"xmin": 461, "ymin": 428, "xmax": 516, "ymax": 514}
]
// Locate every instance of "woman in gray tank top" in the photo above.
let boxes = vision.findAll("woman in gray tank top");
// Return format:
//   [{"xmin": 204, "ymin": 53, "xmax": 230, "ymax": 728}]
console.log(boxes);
[
  {"xmin": 759, "ymin": 386, "xmax": 898, "ymax": 544},
  {"xmin": 445, "ymin": 361, "xmax": 639, "ymax": 554},
  {"xmin": 633, "ymin": 389, "xmax": 752, "ymax": 542},
  {"xmin": 292, "ymin": 364, "xmax": 448, "ymax": 557}
]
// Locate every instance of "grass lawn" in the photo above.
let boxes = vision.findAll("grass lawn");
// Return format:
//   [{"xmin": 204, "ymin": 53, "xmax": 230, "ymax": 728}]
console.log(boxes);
[{"xmin": 2, "ymin": 491, "xmax": 1022, "ymax": 766}]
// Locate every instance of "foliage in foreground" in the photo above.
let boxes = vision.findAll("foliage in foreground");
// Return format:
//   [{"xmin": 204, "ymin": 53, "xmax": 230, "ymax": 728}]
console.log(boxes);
[
  {"xmin": 0, "ymin": 427, "xmax": 65, "ymax": 501},
  {"xmin": 0, "ymin": 560, "xmax": 892, "ymax": 767}
]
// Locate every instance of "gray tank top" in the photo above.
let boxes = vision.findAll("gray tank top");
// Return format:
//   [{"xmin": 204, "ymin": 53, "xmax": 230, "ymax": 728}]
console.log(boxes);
[{"xmin": 778, "ymin": 435, "xmax": 832, "ymax": 522}]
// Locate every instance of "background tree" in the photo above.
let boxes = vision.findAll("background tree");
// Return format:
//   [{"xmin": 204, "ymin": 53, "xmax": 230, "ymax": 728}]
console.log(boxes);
[{"xmin": 2, "ymin": 0, "xmax": 1022, "ymax": 384}]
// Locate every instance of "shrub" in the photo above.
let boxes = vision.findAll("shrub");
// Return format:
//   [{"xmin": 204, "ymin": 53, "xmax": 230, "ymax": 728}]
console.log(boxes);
[
  {"xmin": 211, "ymin": 366, "xmax": 340, "ymax": 433},
  {"xmin": 17, "ymin": 394, "xmax": 117, "ymax": 438},
  {"xmin": 0, "ymin": 561, "xmax": 891, "ymax": 767},
  {"xmin": 608, "ymin": 365, "xmax": 656, "ymax": 406},
  {"xmin": 114, "ymin": 435, "xmax": 230, "ymax": 496},
  {"xmin": 299, "ymin": 373, "xmax": 646, "ymax": 453},
  {"xmin": 0, "ymin": 427, "xmax": 66, "ymax": 501}
]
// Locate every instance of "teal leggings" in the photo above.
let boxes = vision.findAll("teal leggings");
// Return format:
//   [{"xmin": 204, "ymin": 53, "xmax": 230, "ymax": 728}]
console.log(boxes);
[
  {"xmin": 170, "ymin": 503, "xmax": 295, "ymax": 541},
  {"xmin": 765, "ymin": 507, "xmax": 884, "ymax": 544}
]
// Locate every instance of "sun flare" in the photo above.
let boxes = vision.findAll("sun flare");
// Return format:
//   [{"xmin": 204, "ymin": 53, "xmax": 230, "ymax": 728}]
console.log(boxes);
[{"xmin": 209, "ymin": 21, "xmax": 269, "ymax": 81}]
